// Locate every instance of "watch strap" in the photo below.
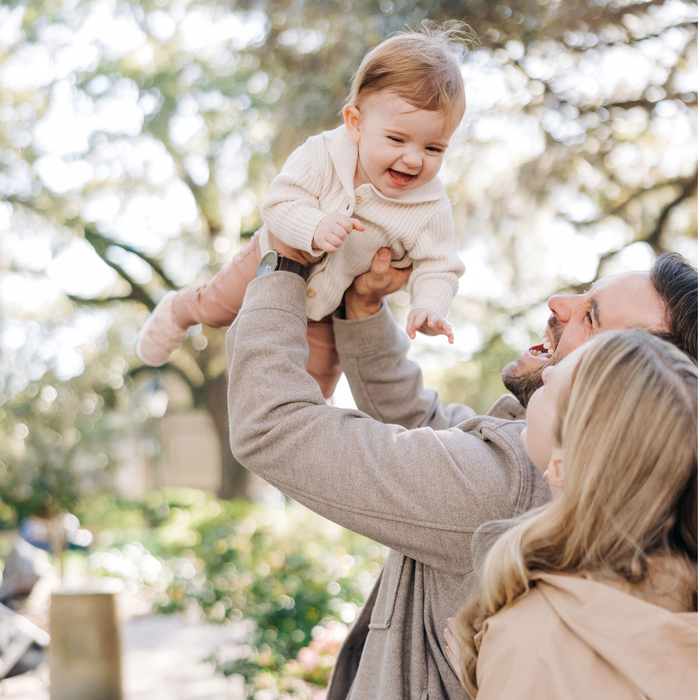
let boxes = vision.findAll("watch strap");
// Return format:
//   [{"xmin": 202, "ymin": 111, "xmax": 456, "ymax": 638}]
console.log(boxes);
[{"xmin": 277, "ymin": 256, "xmax": 309, "ymax": 280}]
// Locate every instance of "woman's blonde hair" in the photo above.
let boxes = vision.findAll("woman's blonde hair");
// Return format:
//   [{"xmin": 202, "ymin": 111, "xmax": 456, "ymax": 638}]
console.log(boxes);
[
  {"xmin": 345, "ymin": 21, "xmax": 472, "ymax": 130},
  {"xmin": 455, "ymin": 330, "xmax": 698, "ymax": 696}
]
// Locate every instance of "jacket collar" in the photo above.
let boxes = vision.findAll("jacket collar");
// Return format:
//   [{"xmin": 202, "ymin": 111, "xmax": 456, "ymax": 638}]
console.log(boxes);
[
  {"xmin": 322, "ymin": 125, "xmax": 446, "ymax": 204},
  {"xmin": 487, "ymin": 394, "xmax": 526, "ymax": 421}
]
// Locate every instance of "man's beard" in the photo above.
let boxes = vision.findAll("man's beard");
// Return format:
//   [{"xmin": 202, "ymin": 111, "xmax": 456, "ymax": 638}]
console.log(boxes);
[
  {"xmin": 502, "ymin": 360, "xmax": 546, "ymax": 408},
  {"xmin": 502, "ymin": 316, "xmax": 563, "ymax": 408}
]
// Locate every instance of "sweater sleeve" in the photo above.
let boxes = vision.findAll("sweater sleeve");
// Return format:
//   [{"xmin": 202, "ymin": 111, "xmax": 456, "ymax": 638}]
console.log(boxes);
[
  {"xmin": 226, "ymin": 273, "xmax": 535, "ymax": 574},
  {"xmin": 259, "ymin": 135, "xmax": 330, "ymax": 254},
  {"xmin": 405, "ymin": 202, "xmax": 465, "ymax": 318}
]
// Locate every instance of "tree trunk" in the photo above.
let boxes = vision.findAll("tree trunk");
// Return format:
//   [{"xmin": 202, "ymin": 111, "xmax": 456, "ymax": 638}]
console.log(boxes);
[{"xmin": 205, "ymin": 371, "xmax": 249, "ymax": 499}]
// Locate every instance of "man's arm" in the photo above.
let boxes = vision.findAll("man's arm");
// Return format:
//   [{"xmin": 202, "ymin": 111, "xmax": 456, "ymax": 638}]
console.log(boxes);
[
  {"xmin": 226, "ymin": 272, "xmax": 535, "ymax": 574},
  {"xmin": 334, "ymin": 303, "xmax": 476, "ymax": 429},
  {"xmin": 334, "ymin": 249, "xmax": 476, "ymax": 429}
]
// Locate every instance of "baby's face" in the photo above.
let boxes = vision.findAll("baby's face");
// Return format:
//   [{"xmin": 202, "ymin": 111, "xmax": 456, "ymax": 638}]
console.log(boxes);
[{"xmin": 345, "ymin": 92, "xmax": 457, "ymax": 199}]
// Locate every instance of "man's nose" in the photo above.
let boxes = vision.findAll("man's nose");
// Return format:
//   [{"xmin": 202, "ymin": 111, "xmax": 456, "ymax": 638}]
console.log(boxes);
[{"xmin": 548, "ymin": 294, "xmax": 575, "ymax": 322}]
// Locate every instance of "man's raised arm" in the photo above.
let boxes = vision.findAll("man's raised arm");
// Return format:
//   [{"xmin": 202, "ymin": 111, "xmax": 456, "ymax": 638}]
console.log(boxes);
[
  {"xmin": 226, "ymin": 270, "xmax": 540, "ymax": 574},
  {"xmin": 334, "ymin": 248, "xmax": 476, "ymax": 429}
]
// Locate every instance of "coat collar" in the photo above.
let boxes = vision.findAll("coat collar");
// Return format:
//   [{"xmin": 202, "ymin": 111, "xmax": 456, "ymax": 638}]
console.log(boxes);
[
  {"xmin": 322, "ymin": 125, "xmax": 447, "ymax": 204},
  {"xmin": 487, "ymin": 394, "xmax": 526, "ymax": 421}
]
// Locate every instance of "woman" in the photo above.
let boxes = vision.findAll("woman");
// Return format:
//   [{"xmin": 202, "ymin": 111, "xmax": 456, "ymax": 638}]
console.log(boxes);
[{"xmin": 445, "ymin": 330, "xmax": 697, "ymax": 699}]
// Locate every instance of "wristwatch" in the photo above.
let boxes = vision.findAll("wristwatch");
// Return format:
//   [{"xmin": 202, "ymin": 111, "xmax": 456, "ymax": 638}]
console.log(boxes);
[{"xmin": 256, "ymin": 250, "xmax": 309, "ymax": 280}]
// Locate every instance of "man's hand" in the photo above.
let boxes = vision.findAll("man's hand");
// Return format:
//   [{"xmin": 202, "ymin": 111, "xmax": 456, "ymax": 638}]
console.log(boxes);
[
  {"xmin": 344, "ymin": 248, "xmax": 412, "ymax": 320},
  {"xmin": 406, "ymin": 307, "xmax": 454, "ymax": 344},
  {"xmin": 268, "ymin": 232, "xmax": 324, "ymax": 266},
  {"xmin": 313, "ymin": 213, "xmax": 365, "ymax": 254}
]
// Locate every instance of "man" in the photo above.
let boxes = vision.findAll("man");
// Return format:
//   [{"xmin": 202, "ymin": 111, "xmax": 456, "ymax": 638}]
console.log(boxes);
[{"xmin": 226, "ymin": 242, "xmax": 697, "ymax": 700}]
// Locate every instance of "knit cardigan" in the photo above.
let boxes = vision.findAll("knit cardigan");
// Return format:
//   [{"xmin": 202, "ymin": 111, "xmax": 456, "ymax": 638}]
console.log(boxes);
[{"xmin": 259, "ymin": 125, "xmax": 465, "ymax": 321}]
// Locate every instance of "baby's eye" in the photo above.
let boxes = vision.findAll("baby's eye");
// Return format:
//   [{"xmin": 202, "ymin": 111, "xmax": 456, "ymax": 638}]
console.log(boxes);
[
  {"xmin": 427, "ymin": 147, "xmax": 443, "ymax": 153},
  {"xmin": 388, "ymin": 136, "xmax": 403, "ymax": 143}
]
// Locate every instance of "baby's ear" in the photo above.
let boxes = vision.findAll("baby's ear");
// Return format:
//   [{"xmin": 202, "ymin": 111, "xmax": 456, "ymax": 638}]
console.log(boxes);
[{"xmin": 343, "ymin": 105, "xmax": 362, "ymax": 142}]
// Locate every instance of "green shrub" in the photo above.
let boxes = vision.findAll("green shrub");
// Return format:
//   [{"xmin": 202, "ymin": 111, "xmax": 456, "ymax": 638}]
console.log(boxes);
[{"xmin": 81, "ymin": 489, "xmax": 385, "ymax": 698}]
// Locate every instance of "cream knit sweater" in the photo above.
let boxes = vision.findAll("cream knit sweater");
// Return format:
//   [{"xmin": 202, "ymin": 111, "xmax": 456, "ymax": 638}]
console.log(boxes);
[{"xmin": 259, "ymin": 126, "xmax": 465, "ymax": 321}]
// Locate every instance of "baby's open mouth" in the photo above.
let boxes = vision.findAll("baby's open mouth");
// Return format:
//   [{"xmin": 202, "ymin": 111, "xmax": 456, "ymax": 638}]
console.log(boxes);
[{"xmin": 388, "ymin": 169, "xmax": 415, "ymax": 186}]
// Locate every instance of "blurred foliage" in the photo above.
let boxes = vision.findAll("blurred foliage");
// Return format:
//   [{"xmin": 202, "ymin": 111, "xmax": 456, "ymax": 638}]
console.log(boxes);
[
  {"xmin": 0, "ymin": 320, "xmax": 138, "ymax": 521},
  {"xmin": 79, "ymin": 488, "xmax": 385, "ymax": 698},
  {"xmin": 0, "ymin": 0, "xmax": 696, "ymax": 501}
]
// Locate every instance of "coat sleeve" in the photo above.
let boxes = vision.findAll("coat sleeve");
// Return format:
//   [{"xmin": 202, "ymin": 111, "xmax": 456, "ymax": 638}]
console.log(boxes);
[
  {"xmin": 259, "ymin": 135, "xmax": 330, "ymax": 254},
  {"xmin": 405, "ymin": 203, "xmax": 465, "ymax": 318},
  {"xmin": 226, "ymin": 273, "xmax": 532, "ymax": 575},
  {"xmin": 332, "ymin": 303, "xmax": 477, "ymax": 429}
]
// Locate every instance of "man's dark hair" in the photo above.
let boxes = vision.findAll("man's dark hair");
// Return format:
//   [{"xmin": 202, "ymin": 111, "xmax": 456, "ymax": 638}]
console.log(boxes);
[{"xmin": 650, "ymin": 252, "xmax": 698, "ymax": 361}]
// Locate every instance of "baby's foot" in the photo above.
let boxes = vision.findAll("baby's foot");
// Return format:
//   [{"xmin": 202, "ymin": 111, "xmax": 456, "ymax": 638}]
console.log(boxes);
[{"xmin": 136, "ymin": 291, "xmax": 189, "ymax": 366}]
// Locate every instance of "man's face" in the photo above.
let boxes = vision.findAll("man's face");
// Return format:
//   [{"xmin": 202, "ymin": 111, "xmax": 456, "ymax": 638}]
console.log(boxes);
[{"xmin": 503, "ymin": 271, "xmax": 668, "ymax": 407}]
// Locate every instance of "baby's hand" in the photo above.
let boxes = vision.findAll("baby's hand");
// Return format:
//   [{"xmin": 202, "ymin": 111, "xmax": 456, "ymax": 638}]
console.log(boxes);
[
  {"xmin": 313, "ymin": 213, "xmax": 365, "ymax": 254},
  {"xmin": 407, "ymin": 308, "xmax": 454, "ymax": 344}
]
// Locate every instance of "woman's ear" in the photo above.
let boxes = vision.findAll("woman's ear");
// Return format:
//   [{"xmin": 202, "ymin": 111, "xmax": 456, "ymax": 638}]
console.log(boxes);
[
  {"xmin": 344, "ymin": 105, "xmax": 362, "ymax": 142},
  {"xmin": 547, "ymin": 448, "xmax": 565, "ymax": 489}
]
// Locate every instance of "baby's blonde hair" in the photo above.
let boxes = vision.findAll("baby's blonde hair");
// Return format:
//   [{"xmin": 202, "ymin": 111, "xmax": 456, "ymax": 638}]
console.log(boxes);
[{"xmin": 346, "ymin": 21, "xmax": 471, "ymax": 129}]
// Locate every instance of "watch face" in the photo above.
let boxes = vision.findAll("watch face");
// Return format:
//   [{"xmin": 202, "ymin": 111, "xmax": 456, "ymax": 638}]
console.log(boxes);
[{"xmin": 256, "ymin": 250, "xmax": 279, "ymax": 277}]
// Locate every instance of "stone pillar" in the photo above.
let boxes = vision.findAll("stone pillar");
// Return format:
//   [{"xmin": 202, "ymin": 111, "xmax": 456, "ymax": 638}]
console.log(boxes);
[{"xmin": 49, "ymin": 581, "xmax": 123, "ymax": 700}]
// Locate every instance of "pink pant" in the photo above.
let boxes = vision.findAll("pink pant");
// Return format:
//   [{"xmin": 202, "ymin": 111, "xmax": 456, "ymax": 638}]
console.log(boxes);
[{"xmin": 171, "ymin": 232, "xmax": 341, "ymax": 399}]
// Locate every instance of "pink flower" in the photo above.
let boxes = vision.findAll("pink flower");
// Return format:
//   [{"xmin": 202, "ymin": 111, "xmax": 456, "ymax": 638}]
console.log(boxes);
[
  {"xmin": 297, "ymin": 646, "xmax": 320, "ymax": 672},
  {"xmin": 311, "ymin": 621, "xmax": 349, "ymax": 655}
]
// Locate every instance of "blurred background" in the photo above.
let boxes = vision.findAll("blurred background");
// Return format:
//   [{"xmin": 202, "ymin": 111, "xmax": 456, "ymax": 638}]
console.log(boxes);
[{"xmin": 0, "ymin": 0, "xmax": 696, "ymax": 697}]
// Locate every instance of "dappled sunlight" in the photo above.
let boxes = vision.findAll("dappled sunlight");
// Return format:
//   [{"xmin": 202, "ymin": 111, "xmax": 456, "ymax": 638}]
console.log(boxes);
[{"xmin": 0, "ymin": 5, "xmax": 695, "ymax": 694}]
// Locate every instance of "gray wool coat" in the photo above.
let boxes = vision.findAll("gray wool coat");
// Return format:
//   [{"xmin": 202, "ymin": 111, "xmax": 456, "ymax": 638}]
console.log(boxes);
[{"xmin": 226, "ymin": 273, "xmax": 552, "ymax": 700}]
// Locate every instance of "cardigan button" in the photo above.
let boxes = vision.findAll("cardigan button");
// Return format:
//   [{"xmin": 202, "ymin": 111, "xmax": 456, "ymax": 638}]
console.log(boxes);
[
  {"xmin": 307, "ymin": 288, "xmax": 317, "ymax": 298},
  {"xmin": 355, "ymin": 194, "xmax": 362, "ymax": 203}
]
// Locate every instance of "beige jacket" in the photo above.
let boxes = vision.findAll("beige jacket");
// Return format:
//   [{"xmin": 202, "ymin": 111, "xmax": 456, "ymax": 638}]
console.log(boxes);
[
  {"xmin": 258, "ymin": 126, "xmax": 465, "ymax": 320},
  {"xmin": 226, "ymin": 274, "xmax": 552, "ymax": 700},
  {"xmin": 475, "ymin": 573, "xmax": 698, "ymax": 700}
]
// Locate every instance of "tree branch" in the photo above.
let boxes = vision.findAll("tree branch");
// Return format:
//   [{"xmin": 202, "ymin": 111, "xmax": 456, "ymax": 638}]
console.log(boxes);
[
  {"xmin": 125, "ymin": 363, "xmax": 206, "ymax": 406},
  {"xmin": 608, "ymin": 0, "xmax": 670, "ymax": 18},
  {"xmin": 66, "ymin": 294, "xmax": 133, "ymax": 306},
  {"xmin": 563, "ymin": 173, "xmax": 696, "ymax": 288},
  {"xmin": 81, "ymin": 229, "xmax": 156, "ymax": 309},
  {"xmin": 577, "ymin": 179, "xmax": 682, "ymax": 227},
  {"xmin": 172, "ymin": 159, "xmax": 222, "ymax": 240},
  {"xmin": 565, "ymin": 20, "xmax": 697, "ymax": 52},
  {"xmin": 646, "ymin": 169, "xmax": 698, "ymax": 252},
  {"xmin": 83, "ymin": 225, "xmax": 179, "ymax": 290}
]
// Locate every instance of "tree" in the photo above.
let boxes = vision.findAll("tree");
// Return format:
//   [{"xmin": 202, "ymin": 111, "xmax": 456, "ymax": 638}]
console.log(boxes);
[{"xmin": 0, "ymin": 0, "xmax": 695, "ymax": 507}]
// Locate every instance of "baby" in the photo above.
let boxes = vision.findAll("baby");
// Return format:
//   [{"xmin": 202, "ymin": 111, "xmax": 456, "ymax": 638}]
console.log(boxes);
[{"xmin": 137, "ymin": 23, "xmax": 467, "ymax": 398}]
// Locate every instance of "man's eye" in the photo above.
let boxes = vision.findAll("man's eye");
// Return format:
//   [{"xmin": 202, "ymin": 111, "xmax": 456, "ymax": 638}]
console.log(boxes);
[{"xmin": 586, "ymin": 312, "xmax": 593, "ymax": 325}]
